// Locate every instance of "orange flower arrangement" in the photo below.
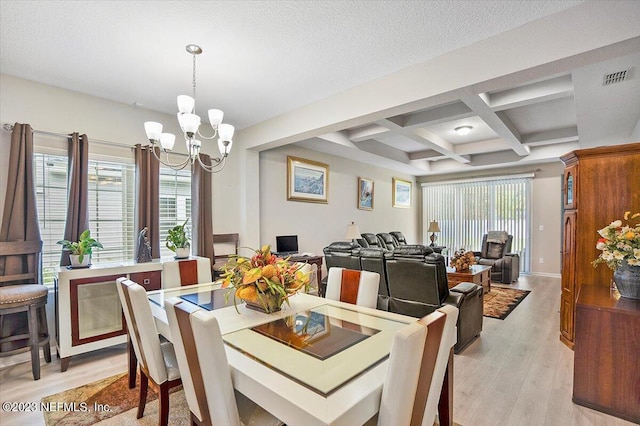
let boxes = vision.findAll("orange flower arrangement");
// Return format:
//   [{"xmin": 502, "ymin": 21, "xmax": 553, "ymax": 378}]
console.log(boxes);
[{"xmin": 221, "ymin": 245, "xmax": 309, "ymax": 313}]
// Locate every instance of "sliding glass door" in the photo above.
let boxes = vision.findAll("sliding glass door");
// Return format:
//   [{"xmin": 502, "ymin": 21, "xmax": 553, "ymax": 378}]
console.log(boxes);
[{"xmin": 422, "ymin": 176, "xmax": 531, "ymax": 272}]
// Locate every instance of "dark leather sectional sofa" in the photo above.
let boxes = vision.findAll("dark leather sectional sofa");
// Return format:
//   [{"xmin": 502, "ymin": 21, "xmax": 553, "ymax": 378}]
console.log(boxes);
[{"xmin": 322, "ymin": 242, "xmax": 483, "ymax": 353}]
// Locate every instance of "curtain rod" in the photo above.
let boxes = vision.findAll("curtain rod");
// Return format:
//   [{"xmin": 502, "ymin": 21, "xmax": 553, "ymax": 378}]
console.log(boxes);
[
  {"xmin": 3, "ymin": 122, "xmax": 137, "ymax": 149},
  {"xmin": 420, "ymin": 172, "xmax": 537, "ymax": 186}
]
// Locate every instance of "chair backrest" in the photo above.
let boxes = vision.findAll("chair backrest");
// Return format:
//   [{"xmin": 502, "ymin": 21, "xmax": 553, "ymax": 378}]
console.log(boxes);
[
  {"xmin": 296, "ymin": 262, "xmax": 319, "ymax": 295},
  {"xmin": 359, "ymin": 248, "xmax": 390, "ymax": 308},
  {"xmin": 164, "ymin": 297, "xmax": 210, "ymax": 424},
  {"xmin": 190, "ymin": 309, "xmax": 242, "ymax": 426},
  {"xmin": 213, "ymin": 233, "xmax": 239, "ymax": 260},
  {"xmin": 376, "ymin": 321, "xmax": 427, "ymax": 426},
  {"xmin": 376, "ymin": 233, "xmax": 397, "ymax": 251},
  {"xmin": 325, "ymin": 267, "xmax": 379, "ymax": 309},
  {"xmin": 420, "ymin": 305, "xmax": 459, "ymax": 426},
  {"xmin": 116, "ymin": 278, "xmax": 168, "ymax": 384},
  {"xmin": 323, "ymin": 242, "xmax": 361, "ymax": 271},
  {"xmin": 163, "ymin": 257, "xmax": 212, "ymax": 288},
  {"xmin": 389, "ymin": 231, "xmax": 407, "ymax": 245},
  {"xmin": 360, "ymin": 233, "xmax": 380, "ymax": 248},
  {"xmin": 480, "ymin": 233, "xmax": 513, "ymax": 259},
  {"xmin": 386, "ymin": 246, "xmax": 446, "ymax": 317},
  {"xmin": 0, "ymin": 240, "xmax": 42, "ymax": 285}
]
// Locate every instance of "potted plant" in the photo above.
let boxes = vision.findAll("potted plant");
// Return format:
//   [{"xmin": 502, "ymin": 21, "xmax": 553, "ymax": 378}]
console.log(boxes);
[
  {"xmin": 166, "ymin": 218, "xmax": 191, "ymax": 259},
  {"xmin": 57, "ymin": 229, "xmax": 103, "ymax": 267},
  {"xmin": 221, "ymin": 245, "xmax": 309, "ymax": 313}
]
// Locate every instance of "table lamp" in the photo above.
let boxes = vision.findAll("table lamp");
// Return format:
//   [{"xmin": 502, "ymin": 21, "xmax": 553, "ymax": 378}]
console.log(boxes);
[
  {"xmin": 345, "ymin": 221, "xmax": 361, "ymax": 242},
  {"xmin": 427, "ymin": 220, "xmax": 440, "ymax": 247}
]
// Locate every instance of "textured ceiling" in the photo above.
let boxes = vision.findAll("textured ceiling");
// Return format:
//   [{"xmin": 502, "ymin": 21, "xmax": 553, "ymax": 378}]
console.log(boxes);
[{"xmin": 1, "ymin": 0, "xmax": 639, "ymax": 176}]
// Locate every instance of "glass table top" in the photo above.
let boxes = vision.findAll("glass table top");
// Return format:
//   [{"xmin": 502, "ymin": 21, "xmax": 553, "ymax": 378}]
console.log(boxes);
[
  {"xmin": 148, "ymin": 282, "xmax": 234, "ymax": 310},
  {"xmin": 223, "ymin": 304, "xmax": 410, "ymax": 396}
]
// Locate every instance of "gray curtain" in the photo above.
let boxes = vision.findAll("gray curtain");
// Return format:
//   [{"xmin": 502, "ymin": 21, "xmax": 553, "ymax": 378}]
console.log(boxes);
[
  {"xmin": 0, "ymin": 123, "xmax": 41, "ymax": 276},
  {"xmin": 60, "ymin": 133, "xmax": 89, "ymax": 266},
  {"xmin": 134, "ymin": 144, "xmax": 160, "ymax": 259},
  {"xmin": 191, "ymin": 154, "xmax": 214, "ymax": 265}
]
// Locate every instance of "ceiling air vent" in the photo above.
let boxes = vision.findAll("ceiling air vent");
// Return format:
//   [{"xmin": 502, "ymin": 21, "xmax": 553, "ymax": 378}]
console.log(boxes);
[{"xmin": 602, "ymin": 69, "xmax": 628, "ymax": 86}]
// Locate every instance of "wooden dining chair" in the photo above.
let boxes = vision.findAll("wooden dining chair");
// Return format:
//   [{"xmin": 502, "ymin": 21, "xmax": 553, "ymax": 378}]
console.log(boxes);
[
  {"xmin": 212, "ymin": 233, "xmax": 239, "ymax": 278},
  {"xmin": 325, "ymin": 267, "xmax": 379, "ymax": 309},
  {"xmin": 165, "ymin": 297, "xmax": 282, "ymax": 426},
  {"xmin": 116, "ymin": 278, "xmax": 181, "ymax": 426},
  {"xmin": 162, "ymin": 257, "xmax": 212, "ymax": 289},
  {"xmin": 0, "ymin": 240, "xmax": 51, "ymax": 380}
]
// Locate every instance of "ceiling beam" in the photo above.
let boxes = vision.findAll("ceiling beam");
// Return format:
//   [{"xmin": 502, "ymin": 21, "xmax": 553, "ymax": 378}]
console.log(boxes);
[
  {"xmin": 461, "ymin": 93, "xmax": 530, "ymax": 156},
  {"xmin": 522, "ymin": 126, "xmax": 578, "ymax": 146},
  {"xmin": 347, "ymin": 124, "xmax": 390, "ymax": 142},
  {"xmin": 399, "ymin": 101, "xmax": 475, "ymax": 129},
  {"xmin": 487, "ymin": 75, "xmax": 574, "ymax": 111}
]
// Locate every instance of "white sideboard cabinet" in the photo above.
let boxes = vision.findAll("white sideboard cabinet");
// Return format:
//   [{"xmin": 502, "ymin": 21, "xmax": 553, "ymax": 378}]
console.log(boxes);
[{"xmin": 54, "ymin": 257, "xmax": 208, "ymax": 371}]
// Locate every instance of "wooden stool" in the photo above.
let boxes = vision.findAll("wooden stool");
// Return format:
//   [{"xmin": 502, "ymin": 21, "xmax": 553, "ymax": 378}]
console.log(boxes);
[{"xmin": 0, "ymin": 284, "xmax": 51, "ymax": 380}]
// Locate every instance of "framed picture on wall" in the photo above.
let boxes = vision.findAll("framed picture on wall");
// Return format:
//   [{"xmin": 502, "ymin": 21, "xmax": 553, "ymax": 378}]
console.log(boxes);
[
  {"xmin": 287, "ymin": 156, "xmax": 329, "ymax": 203},
  {"xmin": 392, "ymin": 177, "xmax": 411, "ymax": 208},
  {"xmin": 357, "ymin": 177, "xmax": 374, "ymax": 210}
]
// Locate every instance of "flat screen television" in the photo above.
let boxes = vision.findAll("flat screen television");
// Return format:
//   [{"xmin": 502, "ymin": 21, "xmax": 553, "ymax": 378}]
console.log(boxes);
[{"xmin": 276, "ymin": 235, "xmax": 299, "ymax": 255}]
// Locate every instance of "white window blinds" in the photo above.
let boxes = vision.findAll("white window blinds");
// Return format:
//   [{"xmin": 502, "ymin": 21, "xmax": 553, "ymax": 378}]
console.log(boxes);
[
  {"xmin": 422, "ymin": 176, "xmax": 531, "ymax": 271},
  {"xmin": 158, "ymin": 167, "xmax": 192, "ymax": 258}
]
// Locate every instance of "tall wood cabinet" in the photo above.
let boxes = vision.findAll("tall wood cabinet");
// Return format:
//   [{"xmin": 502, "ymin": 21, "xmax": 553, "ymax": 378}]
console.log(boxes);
[{"xmin": 559, "ymin": 142, "xmax": 640, "ymax": 348}]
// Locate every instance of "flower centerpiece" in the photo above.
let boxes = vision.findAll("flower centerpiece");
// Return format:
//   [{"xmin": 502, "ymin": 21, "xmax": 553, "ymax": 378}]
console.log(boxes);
[
  {"xmin": 221, "ymin": 245, "xmax": 310, "ymax": 313},
  {"xmin": 593, "ymin": 211, "xmax": 640, "ymax": 299},
  {"xmin": 450, "ymin": 248, "xmax": 476, "ymax": 271}
]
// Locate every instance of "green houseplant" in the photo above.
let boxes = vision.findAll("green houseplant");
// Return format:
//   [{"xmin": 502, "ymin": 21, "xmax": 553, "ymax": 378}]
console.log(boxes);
[
  {"xmin": 166, "ymin": 219, "xmax": 191, "ymax": 258},
  {"xmin": 57, "ymin": 229, "xmax": 103, "ymax": 267}
]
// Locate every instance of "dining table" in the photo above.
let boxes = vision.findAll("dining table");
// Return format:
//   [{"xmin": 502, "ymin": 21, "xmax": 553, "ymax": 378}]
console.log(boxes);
[{"xmin": 143, "ymin": 282, "xmax": 454, "ymax": 426}]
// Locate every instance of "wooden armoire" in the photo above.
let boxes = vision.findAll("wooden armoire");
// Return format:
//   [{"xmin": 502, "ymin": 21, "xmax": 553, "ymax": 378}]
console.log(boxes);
[{"xmin": 560, "ymin": 142, "xmax": 640, "ymax": 348}]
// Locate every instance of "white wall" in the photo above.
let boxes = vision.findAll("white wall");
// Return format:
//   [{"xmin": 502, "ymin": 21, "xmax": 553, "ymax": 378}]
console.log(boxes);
[
  {"xmin": 259, "ymin": 145, "xmax": 419, "ymax": 259},
  {"xmin": 0, "ymin": 73, "xmax": 243, "ymax": 233}
]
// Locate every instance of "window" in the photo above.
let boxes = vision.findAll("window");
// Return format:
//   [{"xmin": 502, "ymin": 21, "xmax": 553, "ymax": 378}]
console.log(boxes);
[
  {"xmin": 158, "ymin": 167, "xmax": 191, "ymax": 258},
  {"xmin": 34, "ymin": 153, "xmax": 192, "ymax": 285},
  {"xmin": 422, "ymin": 176, "xmax": 531, "ymax": 271}
]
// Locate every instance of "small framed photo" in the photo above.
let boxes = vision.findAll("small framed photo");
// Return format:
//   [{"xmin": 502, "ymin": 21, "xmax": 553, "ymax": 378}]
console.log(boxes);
[
  {"xmin": 357, "ymin": 177, "xmax": 374, "ymax": 210},
  {"xmin": 392, "ymin": 178, "xmax": 411, "ymax": 208},
  {"xmin": 287, "ymin": 156, "xmax": 329, "ymax": 203}
]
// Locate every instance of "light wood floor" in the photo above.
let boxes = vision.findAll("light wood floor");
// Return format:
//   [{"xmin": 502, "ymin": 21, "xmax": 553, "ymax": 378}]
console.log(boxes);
[{"xmin": 0, "ymin": 275, "xmax": 635, "ymax": 426}]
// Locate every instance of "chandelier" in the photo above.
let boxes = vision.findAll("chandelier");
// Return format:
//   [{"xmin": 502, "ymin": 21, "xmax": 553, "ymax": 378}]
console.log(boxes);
[{"xmin": 144, "ymin": 44, "xmax": 234, "ymax": 173}]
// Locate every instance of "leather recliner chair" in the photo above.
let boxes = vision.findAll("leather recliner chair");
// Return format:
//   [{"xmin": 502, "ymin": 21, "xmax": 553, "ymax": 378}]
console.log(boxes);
[
  {"xmin": 389, "ymin": 231, "xmax": 407, "ymax": 245},
  {"xmin": 322, "ymin": 242, "xmax": 361, "ymax": 296},
  {"xmin": 376, "ymin": 233, "xmax": 398, "ymax": 251},
  {"xmin": 359, "ymin": 233, "xmax": 380, "ymax": 249},
  {"xmin": 473, "ymin": 233, "xmax": 520, "ymax": 284},
  {"xmin": 385, "ymin": 245, "xmax": 483, "ymax": 353},
  {"xmin": 359, "ymin": 248, "xmax": 391, "ymax": 311}
]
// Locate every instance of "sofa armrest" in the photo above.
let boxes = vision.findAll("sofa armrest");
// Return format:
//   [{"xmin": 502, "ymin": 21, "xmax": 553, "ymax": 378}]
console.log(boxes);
[{"xmin": 450, "ymin": 281, "xmax": 482, "ymax": 295}]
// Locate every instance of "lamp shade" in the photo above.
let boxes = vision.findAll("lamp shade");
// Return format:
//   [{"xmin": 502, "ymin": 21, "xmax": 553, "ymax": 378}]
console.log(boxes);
[
  {"xmin": 178, "ymin": 113, "xmax": 201, "ymax": 134},
  {"xmin": 427, "ymin": 221, "xmax": 440, "ymax": 233},
  {"xmin": 218, "ymin": 123, "xmax": 235, "ymax": 141},
  {"xmin": 218, "ymin": 139, "xmax": 233, "ymax": 157},
  {"xmin": 208, "ymin": 109, "xmax": 224, "ymax": 126},
  {"xmin": 159, "ymin": 133, "xmax": 176, "ymax": 151},
  {"xmin": 144, "ymin": 121, "xmax": 163, "ymax": 141},
  {"xmin": 345, "ymin": 222, "xmax": 361, "ymax": 240},
  {"xmin": 177, "ymin": 95, "xmax": 195, "ymax": 114}
]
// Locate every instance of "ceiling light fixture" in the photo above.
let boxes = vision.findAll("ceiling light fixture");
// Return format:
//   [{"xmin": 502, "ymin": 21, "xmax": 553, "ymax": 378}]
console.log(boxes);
[
  {"xmin": 144, "ymin": 44, "xmax": 234, "ymax": 173},
  {"xmin": 454, "ymin": 125, "xmax": 473, "ymax": 136}
]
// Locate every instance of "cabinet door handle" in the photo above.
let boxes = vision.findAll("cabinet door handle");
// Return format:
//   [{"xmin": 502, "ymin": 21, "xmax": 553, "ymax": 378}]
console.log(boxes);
[{"xmin": 143, "ymin": 278, "xmax": 150, "ymax": 285}]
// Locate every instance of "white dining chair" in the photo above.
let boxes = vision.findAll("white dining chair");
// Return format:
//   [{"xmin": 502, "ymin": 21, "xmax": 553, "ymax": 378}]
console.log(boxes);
[
  {"xmin": 325, "ymin": 267, "xmax": 379, "ymax": 308},
  {"xmin": 116, "ymin": 278, "xmax": 181, "ymax": 426},
  {"xmin": 162, "ymin": 257, "xmax": 212, "ymax": 289},
  {"xmin": 365, "ymin": 305, "xmax": 458, "ymax": 426},
  {"xmin": 165, "ymin": 297, "xmax": 282, "ymax": 426}
]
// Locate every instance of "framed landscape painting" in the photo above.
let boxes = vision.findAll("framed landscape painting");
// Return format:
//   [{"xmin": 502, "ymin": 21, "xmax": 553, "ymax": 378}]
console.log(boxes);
[
  {"xmin": 357, "ymin": 177, "xmax": 374, "ymax": 210},
  {"xmin": 287, "ymin": 156, "xmax": 329, "ymax": 203},
  {"xmin": 392, "ymin": 177, "xmax": 411, "ymax": 208}
]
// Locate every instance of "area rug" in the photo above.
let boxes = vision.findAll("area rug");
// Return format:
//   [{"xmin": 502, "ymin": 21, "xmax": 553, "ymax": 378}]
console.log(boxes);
[
  {"xmin": 42, "ymin": 372, "xmax": 188, "ymax": 426},
  {"xmin": 483, "ymin": 287, "xmax": 530, "ymax": 320}
]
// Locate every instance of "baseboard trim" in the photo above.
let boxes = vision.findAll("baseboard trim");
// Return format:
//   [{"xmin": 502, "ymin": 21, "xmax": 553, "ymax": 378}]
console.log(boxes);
[{"xmin": 529, "ymin": 272, "xmax": 561, "ymax": 278}]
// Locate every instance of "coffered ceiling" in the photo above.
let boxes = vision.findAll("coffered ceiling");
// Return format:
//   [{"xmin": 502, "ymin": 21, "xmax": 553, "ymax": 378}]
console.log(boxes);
[{"xmin": 1, "ymin": 1, "xmax": 639, "ymax": 176}]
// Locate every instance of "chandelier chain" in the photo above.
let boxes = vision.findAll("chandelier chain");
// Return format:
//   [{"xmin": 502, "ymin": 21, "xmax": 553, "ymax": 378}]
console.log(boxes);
[{"xmin": 192, "ymin": 52, "xmax": 197, "ymax": 114}]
